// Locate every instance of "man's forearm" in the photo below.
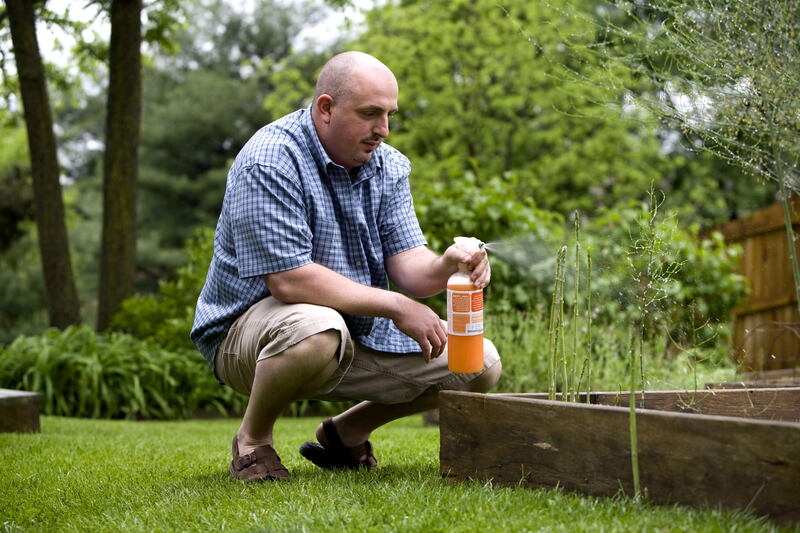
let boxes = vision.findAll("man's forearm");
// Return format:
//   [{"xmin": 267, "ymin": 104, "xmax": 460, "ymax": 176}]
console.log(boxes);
[
  {"xmin": 265, "ymin": 263, "xmax": 401, "ymax": 319},
  {"xmin": 408, "ymin": 253, "xmax": 456, "ymax": 297},
  {"xmin": 386, "ymin": 247, "xmax": 458, "ymax": 298}
]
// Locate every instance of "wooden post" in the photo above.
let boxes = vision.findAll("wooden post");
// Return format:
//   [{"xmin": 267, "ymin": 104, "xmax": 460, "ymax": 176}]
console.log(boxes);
[{"xmin": 0, "ymin": 389, "xmax": 40, "ymax": 433}]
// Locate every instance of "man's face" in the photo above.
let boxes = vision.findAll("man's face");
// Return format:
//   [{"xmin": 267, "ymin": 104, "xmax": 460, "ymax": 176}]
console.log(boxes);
[{"xmin": 316, "ymin": 69, "xmax": 398, "ymax": 170}]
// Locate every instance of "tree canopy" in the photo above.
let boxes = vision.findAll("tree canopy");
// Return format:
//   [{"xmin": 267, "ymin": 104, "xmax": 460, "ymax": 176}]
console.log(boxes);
[{"xmin": 352, "ymin": 0, "xmax": 671, "ymax": 217}]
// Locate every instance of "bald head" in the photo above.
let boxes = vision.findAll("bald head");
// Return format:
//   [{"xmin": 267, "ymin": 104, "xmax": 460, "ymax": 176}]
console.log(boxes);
[
  {"xmin": 314, "ymin": 51, "xmax": 395, "ymax": 104},
  {"xmin": 311, "ymin": 51, "xmax": 398, "ymax": 170}
]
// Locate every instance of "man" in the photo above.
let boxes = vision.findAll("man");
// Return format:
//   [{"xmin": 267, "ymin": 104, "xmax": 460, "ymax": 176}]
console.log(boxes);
[{"xmin": 191, "ymin": 51, "xmax": 501, "ymax": 482}]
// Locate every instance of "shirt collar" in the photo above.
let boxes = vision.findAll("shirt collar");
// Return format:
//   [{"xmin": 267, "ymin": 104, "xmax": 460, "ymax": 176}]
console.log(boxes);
[
  {"xmin": 301, "ymin": 107, "xmax": 335, "ymax": 175},
  {"xmin": 301, "ymin": 106, "xmax": 382, "ymax": 183}
]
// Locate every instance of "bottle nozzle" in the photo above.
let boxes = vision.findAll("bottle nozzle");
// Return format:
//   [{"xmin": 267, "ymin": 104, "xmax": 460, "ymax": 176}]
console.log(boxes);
[
  {"xmin": 453, "ymin": 236, "xmax": 484, "ymax": 273},
  {"xmin": 453, "ymin": 236, "xmax": 484, "ymax": 253}
]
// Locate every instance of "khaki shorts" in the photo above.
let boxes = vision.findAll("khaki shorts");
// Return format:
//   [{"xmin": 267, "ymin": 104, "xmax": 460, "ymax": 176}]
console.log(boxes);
[{"xmin": 214, "ymin": 297, "xmax": 501, "ymax": 405}]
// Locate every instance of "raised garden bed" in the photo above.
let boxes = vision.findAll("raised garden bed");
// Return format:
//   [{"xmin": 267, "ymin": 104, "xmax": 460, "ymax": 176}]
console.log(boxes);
[{"xmin": 439, "ymin": 388, "xmax": 800, "ymax": 522}]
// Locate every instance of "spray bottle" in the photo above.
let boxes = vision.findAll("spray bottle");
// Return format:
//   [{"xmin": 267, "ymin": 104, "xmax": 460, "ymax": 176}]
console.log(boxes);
[{"xmin": 447, "ymin": 236, "xmax": 485, "ymax": 373}]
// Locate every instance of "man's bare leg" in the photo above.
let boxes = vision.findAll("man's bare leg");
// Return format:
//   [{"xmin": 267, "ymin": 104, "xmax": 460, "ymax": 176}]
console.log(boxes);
[
  {"xmin": 237, "ymin": 330, "xmax": 340, "ymax": 455},
  {"xmin": 317, "ymin": 361, "xmax": 502, "ymax": 447}
]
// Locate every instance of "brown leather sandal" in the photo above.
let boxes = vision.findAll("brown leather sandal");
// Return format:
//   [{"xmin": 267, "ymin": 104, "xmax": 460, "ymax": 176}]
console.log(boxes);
[
  {"xmin": 229, "ymin": 435, "xmax": 290, "ymax": 481},
  {"xmin": 298, "ymin": 418, "xmax": 378, "ymax": 470}
]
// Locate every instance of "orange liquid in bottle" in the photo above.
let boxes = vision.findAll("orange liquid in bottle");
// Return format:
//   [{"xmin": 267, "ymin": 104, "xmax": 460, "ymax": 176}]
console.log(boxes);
[{"xmin": 447, "ymin": 281, "xmax": 484, "ymax": 373}]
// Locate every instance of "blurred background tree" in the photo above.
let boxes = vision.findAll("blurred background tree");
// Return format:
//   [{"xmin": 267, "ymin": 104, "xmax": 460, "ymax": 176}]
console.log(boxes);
[
  {"xmin": 606, "ymin": 0, "xmax": 798, "ymax": 309},
  {"xmin": 5, "ymin": 0, "xmax": 81, "ymax": 328}
]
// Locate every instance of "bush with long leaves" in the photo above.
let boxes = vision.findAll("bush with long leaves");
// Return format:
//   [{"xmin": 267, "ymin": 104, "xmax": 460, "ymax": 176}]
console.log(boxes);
[{"xmin": 0, "ymin": 325, "xmax": 245, "ymax": 420}]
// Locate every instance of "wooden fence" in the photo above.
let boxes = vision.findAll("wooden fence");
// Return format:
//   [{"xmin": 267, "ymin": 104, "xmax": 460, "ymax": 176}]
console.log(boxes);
[{"xmin": 714, "ymin": 198, "xmax": 800, "ymax": 371}]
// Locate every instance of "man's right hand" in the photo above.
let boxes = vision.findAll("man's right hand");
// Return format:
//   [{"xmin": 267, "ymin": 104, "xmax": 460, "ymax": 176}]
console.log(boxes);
[
  {"xmin": 390, "ymin": 294, "xmax": 447, "ymax": 363},
  {"xmin": 266, "ymin": 264, "xmax": 448, "ymax": 361}
]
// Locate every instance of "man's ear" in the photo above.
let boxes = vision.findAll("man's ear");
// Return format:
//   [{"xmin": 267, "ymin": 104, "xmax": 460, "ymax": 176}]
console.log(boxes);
[{"xmin": 315, "ymin": 94, "xmax": 334, "ymax": 125}]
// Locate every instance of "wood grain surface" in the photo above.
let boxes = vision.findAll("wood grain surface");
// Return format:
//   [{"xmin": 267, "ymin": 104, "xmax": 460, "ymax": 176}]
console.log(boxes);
[
  {"xmin": 498, "ymin": 387, "xmax": 800, "ymax": 422},
  {"xmin": 440, "ymin": 391, "xmax": 800, "ymax": 521},
  {"xmin": 0, "ymin": 388, "xmax": 40, "ymax": 433}
]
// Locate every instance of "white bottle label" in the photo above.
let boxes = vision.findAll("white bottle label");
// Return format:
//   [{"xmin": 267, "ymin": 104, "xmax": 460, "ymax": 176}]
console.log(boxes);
[{"xmin": 447, "ymin": 289, "xmax": 484, "ymax": 336}]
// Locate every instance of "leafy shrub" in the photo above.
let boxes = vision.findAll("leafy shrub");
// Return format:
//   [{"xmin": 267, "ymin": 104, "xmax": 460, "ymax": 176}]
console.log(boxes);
[
  {"xmin": 111, "ymin": 227, "xmax": 213, "ymax": 351},
  {"xmin": 0, "ymin": 325, "xmax": 245, "ymax": 420},
  {"xmin": 0, "ymin": 222, "xmax": 48, "ymax": 345},
  {"xmin": 414, "ymin": 170, "xmax": 565, "ymax": 312},
  {"xmin": 412, "ymin": 170, "xmax": 745, "ymax": 347},
  {"xmin": 583, "ymin": 201, "xmax": 746, "ymax": 347},
  {"xmin": 466, "ymin": 197, "xmax": 746, "ymax": 353},
  {"xmin": 490, "ymin": 309, "xmax": 736, "ymax": 394}
]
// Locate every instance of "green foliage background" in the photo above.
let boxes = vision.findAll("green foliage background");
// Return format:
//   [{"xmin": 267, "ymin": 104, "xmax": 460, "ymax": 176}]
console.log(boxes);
[
  {"xmin": 0, "ymin": 0, "xmax": 765, "ymax": 419},
  {"xmin": 0, "ymin": 325, "xmax": 245, "ymax": 419},
  {"xmin": 354, "ymin": 0, "xmax": 670, "ymax": 218}
]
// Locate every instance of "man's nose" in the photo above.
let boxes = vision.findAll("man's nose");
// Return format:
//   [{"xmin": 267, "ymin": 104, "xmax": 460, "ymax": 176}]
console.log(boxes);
[{"xmin": 374, "ymin": 115, "xmax": 389, "ymax": 138}]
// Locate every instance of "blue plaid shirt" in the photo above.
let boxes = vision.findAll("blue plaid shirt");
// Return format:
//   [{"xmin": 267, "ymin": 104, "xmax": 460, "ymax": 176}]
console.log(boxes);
[{"xmin": 190, "ymin": 107, "xmax": 428, "ymax": 368}]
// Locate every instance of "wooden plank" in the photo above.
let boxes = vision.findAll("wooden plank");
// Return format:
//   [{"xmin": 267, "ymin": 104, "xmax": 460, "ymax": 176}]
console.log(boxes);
[
  {"xmin": 734, "ymin": 305, "xmax": 800, "ymax": 371},
  {"xmin": 440, "ymin": 391, "xmax": 800, "ymax": 522},
  {"xmin": 734, "ymin": 296, "xmax": 796, "ymax": 317},
  {"xmin": 736, "ymin": 231, "xmax": 798, "ymax": 305},
  {"xmin": 738, "ymin": 368, "xmax": 800, "ymax": 381},
  {"xmin": 710, "ymin": 199, "xmax": 800, "ymax": 371},
  {"xmin": 712, "ymin": 198, "xmax": 800, "ymax": 243},
  {"xmin": 499, "ymin": 388, "xmax": 800, "ymax": 422},
  {"xmin": 706, "ymin": 368, "xmax": 800, "ymax": 389},
  {"xmin": 706, "ymin": 378, "xmax": 800, "ymax": 389},
  {"xmin": 0, "ymin": 389, "xmax": 40, "ymax": 433}
]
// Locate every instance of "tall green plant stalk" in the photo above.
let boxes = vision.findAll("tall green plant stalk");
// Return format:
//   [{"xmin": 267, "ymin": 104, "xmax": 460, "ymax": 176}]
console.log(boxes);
[
  {"xmin": 547, "ymin": 221, "xmax": 595, "ymax": 404},
  {"xmin": 547, "ymin": 246, "xmax": 567, "ymax": 400},
  {"xmin": 559, "ymin": 270, "xmax": 569, "ymax": 400},
  {"xmin": 628, "ymin": 330, "xmax": 641, "ymax": 501},
  {"xmin": 572, "ymin": 213, "xmax": 581, "ymax": 403},
  {"xmin": 547, "ymin": 270, "xmax": 558, "ymax": 401},
  {"xmin": 632, "ymin": 188, "xmax": 662, "ymax": 399},
  {"xmin": 778, "ymin": 165, "xmax": 800, "ymax": 317},
  {"xmin": 585, "ymin": 252, "xmax": 593, "ymax": 402},
  {"xmin": 557, "ymin": 246, "xmax": 568, "ymax": 400}
]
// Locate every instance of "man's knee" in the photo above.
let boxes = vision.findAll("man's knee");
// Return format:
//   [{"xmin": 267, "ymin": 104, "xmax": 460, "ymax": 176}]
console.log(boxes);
[
  {"xmin": 285, "ymin": 328, "xmax": 342, "ymax": 398},
  {"xmin": 286, "ymin": 329, "xmax": 341, "ymax": 375},
  {"xmin": 272, "ymin": 302, "xmax": 346, "ymax": 373},
  {"xmin": 468, "ymin": 340, "xmax": 502, "ymax": 393},
  {"xmin": 469, "ymin": 360, "xmax": 502, "ymax": 392}
]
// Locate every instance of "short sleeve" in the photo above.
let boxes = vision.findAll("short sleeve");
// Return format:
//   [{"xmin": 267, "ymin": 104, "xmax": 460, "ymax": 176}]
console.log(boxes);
[
  {"xmin": 379, "ymin": 172, "xmax": 427, "ymax": 259},
  {"xmin": 230, "ymin": 163, "xmax": 313, "ymax": 278}
]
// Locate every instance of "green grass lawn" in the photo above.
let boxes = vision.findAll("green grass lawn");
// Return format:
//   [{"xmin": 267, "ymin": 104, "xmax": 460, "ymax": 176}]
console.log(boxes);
[{"xmin": 0, "ymin": 415, "xmax": 785, "ymax": 532}]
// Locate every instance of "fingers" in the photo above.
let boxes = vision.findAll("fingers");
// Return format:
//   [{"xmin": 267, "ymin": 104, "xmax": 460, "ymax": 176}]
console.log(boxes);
[
  {"xmin": 469, "ymin": 250, "xmax": 491, "ymax": 288},
  {"xmin": 419, "ymin": 318, "xmax": 448, "ymax": 362},
  {"xmin": 468, "ymin": 249, "xmax": 488, "ymax": 270},
  {"xmin": 444, "ymin": 244, "xmax": 470, "ymax": 266},
  {"xmin": 431, "ymin": 321, "xmax": 447, "ymax": 359},
  {"xmin": 399, "ymin": 302, "xmax": 449, "ymax": 362},
  {"xmin": 425, "ymin": 327, "xmax": 446, "ymax": 362},
  {"xmin": 419, "ymin": 336, "xmax": 432, "ymax": 363}
]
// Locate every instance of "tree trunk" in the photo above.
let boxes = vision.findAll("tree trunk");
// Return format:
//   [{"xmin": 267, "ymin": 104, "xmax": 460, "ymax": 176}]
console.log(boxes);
[
  {"xmin": 5, "ymin": 0, "xmax": 81, "ymax": 328},
  {"xmin": 96, "ymin": 0, "xmax": 142, "ymax": 331}
]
